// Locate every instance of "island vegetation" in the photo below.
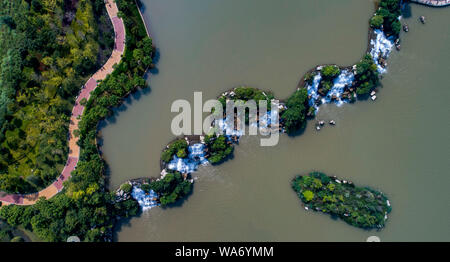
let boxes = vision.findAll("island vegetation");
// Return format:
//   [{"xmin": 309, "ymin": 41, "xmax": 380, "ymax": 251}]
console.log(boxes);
[
  {"xmin": 370, "ymin": 0, "xmax": 402, "ymax": 36},
  {"xmin": 280, "ymin": 88, "xmax": 309, "ymax": 134},
  {"xmin": 354, "ymin": 54, "xmax": 380, "ymax": 95},
  {"xmin": 292, "ymin": 172, "xmax": 391, "ymax": 229},
  {"xmin": 161, "ymin": 139, "xmax": 189, "ymax": 163},
  {"xmin": 204, "ymin": 134, "xmax": 234, "ymax": 165},
  {"xmin": 144, "ymin": 171, "xmax": 193, "ymax": 207},
  {"xmin": 318, "ymin": 65, "xmax": 341, "ymax": 96}
]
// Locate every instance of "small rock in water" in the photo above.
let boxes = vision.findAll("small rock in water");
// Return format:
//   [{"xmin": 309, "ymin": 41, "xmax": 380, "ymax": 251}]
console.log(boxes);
[
  {"xmin": 419, "ymin": 16, "xmax": 426, "ymax": 24},
  {"xmin": 403, "ymin": 24, "xmax": 409, "ymax": 32}
]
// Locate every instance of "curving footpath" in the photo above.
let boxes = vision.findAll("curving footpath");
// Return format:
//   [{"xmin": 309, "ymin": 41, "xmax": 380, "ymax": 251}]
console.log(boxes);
[
  {"xmin": 410, "ymin": 0, "xmax": 450, "ymax": 7},
  {"xmin": 0, "ymin": 0, "xmax": 126, "ymax": 206}
]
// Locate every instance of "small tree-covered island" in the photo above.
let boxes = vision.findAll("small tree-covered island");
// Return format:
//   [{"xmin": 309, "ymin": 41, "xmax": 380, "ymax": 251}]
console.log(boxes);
[{"xmin": 292, "ymin": 172, "xmax": 391, "ymax": 229}]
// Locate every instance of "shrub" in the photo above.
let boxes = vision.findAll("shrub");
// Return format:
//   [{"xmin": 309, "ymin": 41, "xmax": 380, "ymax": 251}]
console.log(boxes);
[
  {"xmin": 370, "ymin": 15, "xmax": 384, "ymax": 28},
  {"xmin": 321, "ymin": 65, "xmax": 340, "ymax": 80},
  {"xmin": 148, "ymin": 171, "xmax": 192, "ymax": 206},
  {"xmin": 161, "ymin": 139, "xmax": 188, "ymax": 163},
  {"xmin": 141, "ymin": 183, "xmax": 152, "ymax": 193},
  {"xmin": 10, "ymin": 236, "xmax": 24, "ymax": 242},
  {"xmin": 280, "ymin": 89, "xmax": 309, "ymax": 134},
  {"xmin": 375, "ymin": 0, "xmax": 402, "ymax": 36},
  {"xmin": 205, "ymin": 135, "xmax": 234, "ymax": 165},
  {"xmin": 302, "ymin": 190, "xmax": 315, "ymax": 202},
  {"xmin": 120, "ymin": 183, "xmax": 132, "ymax": 193},
  {"xmin": 355, "ymin": 54, "xmax": 379, "ymax": 95}
]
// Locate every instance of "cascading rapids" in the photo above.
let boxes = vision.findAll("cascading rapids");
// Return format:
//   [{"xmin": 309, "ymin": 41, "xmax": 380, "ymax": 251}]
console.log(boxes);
[
  {"xmin": 131, "ymin": 187, "xmax": 160, "ymax": 210},
  {"xmin": 322, "ymin": 70, "xmax": 355, "ymax": 106},
  {"xmin": 370, "ymin": 29, "xmax": 395, "ymax": 74},
  {"xmin": 167, "ymin": 143, "xmax": 209, "ymax": 174},
  {"xmin": 306, "ymin": 73, "xmax": 323, "ymax": 110}
]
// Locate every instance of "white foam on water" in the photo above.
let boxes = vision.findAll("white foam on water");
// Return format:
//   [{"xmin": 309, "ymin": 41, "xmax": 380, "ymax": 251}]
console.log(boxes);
[
  {"xmin": 370, "ymin": 29, "xmax": 395, "ymax": 74},
  {"xmin": 217, "ymin": 118, "xmax": 244, "ymax": 137},
  {"xmin": 250, "ymin": 110, "xmax": 278, "ymax": 128},
  {"xmin": 306, "ymin": 73, "xmax": 322, "ymax": 111},
  {"xmin": 167, "ymin": 143, "xmax": 209, "ymax": 174},
  {"xmin": 131, "ymin": 187, "xmax": 160, "ymax": 210},
  {"xmin": 323, "ymin": 70, "xmax": 355, "ymax": 106},
  {"xmin": 305, "ymin": 69, "xmax": 355, "ymax": 111}
]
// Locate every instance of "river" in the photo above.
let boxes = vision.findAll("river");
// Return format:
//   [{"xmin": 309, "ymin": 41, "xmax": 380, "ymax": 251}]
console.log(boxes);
[{"xmin": 99, "ymin": 0, "xmax": 450, "ymax": 241}]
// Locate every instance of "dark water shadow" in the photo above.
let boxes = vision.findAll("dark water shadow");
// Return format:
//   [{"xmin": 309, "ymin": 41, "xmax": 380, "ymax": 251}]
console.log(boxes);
[
  {"xmin": 137, "ymin": 0, "xmax": 147, "ymax": 12},
  {"xmin": 97, "ymin": 87, "xmax": 152, "ymax": 130},
  {"xmin": 152, "ymin": 48, "xmax": 161, "ymax": 65},
  {"xmin": 402, "ymin": 3, "xmax": 413, "ymax": 19},
  {"xmin": 149, "ymin": 49, "xmax": 161, "ymax": 75},
  {"xmin": 112, "ymin": 208, "xmax": 143, "ymax": 242},
  {"xmin": 286, "ymin": 122, "xmax": 308, "ymax": 138}
]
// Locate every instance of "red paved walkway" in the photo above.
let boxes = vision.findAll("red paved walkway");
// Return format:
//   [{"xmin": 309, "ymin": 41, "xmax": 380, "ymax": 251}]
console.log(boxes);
[{"xmin": 0, "ymin": 0, "xmax": 126, "ymax": 206}]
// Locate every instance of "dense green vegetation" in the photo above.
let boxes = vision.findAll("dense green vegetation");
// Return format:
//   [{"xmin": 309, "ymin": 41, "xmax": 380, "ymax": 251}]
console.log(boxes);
[
  {"xmin": 145, "ymin": 171, "xmax": 193, "ymax": 206},
  {"xmin": 161, "ymin": 139, "xmax": 188, "ymax": 163},
  {"xmin": 0, "ymin": 0, "xmax": 151, "ymax": 241},
  {"xmin": 354, "ymin": 54, "xmax": 380, "ymax": 95},
  {"xmin": 371, "ymin": 0, "xmax": 402, "ymax": 36},
  {"xmin": 204, "ymin": 134, "xmax": 234, "ymax": 165},
  {"xmin": 0, "ymin": 220, "xmax": 24, "ymax": 242},
  {"xmin": 370, "ymin": 15, "xmax": 384, "ymax": 29},
  {"xmin": 280, "ymin": 88, "xmax": 309, "ymax": 135},
  {"xmin": 292, "ymin": 172, "xmax": 391, "ymax": 229},
  {"xmin": 318, "ymin": 65, "xmax": 341, "ymax": 96},
  {"xmin": 0, "ymin": 0, "xmax": 114, "ymax": 193}
]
